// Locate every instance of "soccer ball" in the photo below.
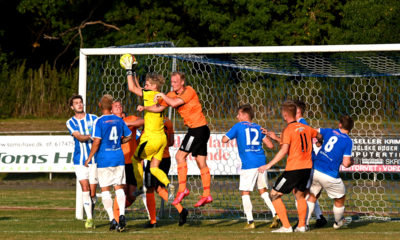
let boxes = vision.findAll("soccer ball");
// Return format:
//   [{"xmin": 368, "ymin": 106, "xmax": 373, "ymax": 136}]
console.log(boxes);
[{"xmin": 119, "ymin": 54, "xmax": 137, "ymax": 70}]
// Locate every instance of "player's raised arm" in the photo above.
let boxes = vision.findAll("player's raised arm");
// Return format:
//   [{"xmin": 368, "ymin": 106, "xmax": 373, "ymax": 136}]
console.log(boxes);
[
  {"xmin": 262, "ymin": 135, "xmax": 274, "ymax": 149},
  {"xmin": 137, "ymin": 104, "xmax": 166, "ymax": 113},
  {"xmin": 72, "ymin": 132, "xmax": 92, "ymax": 142},
  {"xmin": 125, "ymin": 118, "xmax": 144, "ymax": 128},
  {"xmin": 120, "ymin": 54, "xmax": 142, "ymax": 97}
]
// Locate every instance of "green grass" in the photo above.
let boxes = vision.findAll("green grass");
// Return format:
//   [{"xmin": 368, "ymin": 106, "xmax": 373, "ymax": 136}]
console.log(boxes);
[{"xmin": 1, "ymin": 179, "xmax": 400, "ymax": 239}]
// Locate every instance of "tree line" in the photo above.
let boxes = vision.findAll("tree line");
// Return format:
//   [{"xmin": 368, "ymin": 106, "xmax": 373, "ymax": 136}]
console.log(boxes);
[{"xmin": 0, "ymin": 0, "xmax": 399, "ymax": 118}]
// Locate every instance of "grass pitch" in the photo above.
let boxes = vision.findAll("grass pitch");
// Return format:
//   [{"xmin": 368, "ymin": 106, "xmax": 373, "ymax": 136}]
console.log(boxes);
[{"xmin": 0, "ymin": 179, "xmax": 400, "ymax": 240}]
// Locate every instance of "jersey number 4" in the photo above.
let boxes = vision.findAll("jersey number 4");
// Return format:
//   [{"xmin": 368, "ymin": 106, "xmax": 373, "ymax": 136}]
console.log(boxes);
[
  {"xmin": 245, "ymin": 128, "xmax": 260, "ymax": 145},
  {"xmin": 109, "ymin": 126, "xmax": 118, "ymax": 144}
]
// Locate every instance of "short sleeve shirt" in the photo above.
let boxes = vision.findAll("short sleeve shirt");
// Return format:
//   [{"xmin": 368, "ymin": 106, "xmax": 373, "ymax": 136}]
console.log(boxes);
[
  {"xmin": 281, "ymin": 122, "xmax": 318, "ymax": 171},
  {"xmin": 93, "ymin": 114, "xmax": 132, "ymax": 168},
  {"xmin": 161, "ymin": 86, "xmax": 207, "ymax": 128},
  {"xmin": 143, "ymin": 90, "xmax": 164, "ymax": 135}
]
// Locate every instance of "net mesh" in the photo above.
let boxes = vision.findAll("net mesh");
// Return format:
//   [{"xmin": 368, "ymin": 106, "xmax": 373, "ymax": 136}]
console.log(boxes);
[{"xmin": 85, "ymin": 43, "xmax": 400, "ymax": 222}]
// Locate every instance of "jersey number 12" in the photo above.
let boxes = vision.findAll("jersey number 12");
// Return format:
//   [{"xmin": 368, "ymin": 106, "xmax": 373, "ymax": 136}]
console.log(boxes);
[{"xmin": 245, "ymin": 128, "xmax": 260, "ymax": 145}]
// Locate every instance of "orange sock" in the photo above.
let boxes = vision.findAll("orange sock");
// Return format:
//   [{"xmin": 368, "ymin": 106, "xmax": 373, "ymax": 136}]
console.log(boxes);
[
  {"xmin": 272, "ymin": 198, "xmax": 291, "ymax": 228},
  {"xmin": 113, "ymin": 198, "xmax": 120, "ymax": 223},
  {"xmin": 158, "ymin": 188, "xmax": 183, "ymax": 213},
  {"xmin": 146, "ymin": 192, "xmax": 157, "ymax": 224},
  {"xmin": 200, "ymin": 167, "xmax": 211, "ymax": 197},
  {"xmin": 296, "ymin": 197, "xmax": 307, "ymax": 227},
  {"xmin": 177, "ymin": 162, "xmax": 188, "ymax": 193}
]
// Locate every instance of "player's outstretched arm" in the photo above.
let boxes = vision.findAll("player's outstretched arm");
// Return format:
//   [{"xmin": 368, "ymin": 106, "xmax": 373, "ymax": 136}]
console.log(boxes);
[
  {"xmin": 72, "ymin": 132, "xmax": 92, "ymax": 142},
  {"xmin": 262, "ymin": 136, "xmax": 274, "ymax": 149},
  {"xmin": 258, "ymin": 143, "xmax": 289, "ymax": 172},
  {"xmin": 85, "ymin": 138, "xmax": 101, "ymax": 167},
  {"xmin": 265, "ymin": 130, "xmax": 281, "ymax": 142},
  {"xmin": 154, "ymin": 93, "xmax": 184, "ymax": 108},
  {"xmin": 137, "ymin": 104, "xmax": 166, "ymax": 113},
  {"xmin": 126, "ymin": 118, "xmax": 144, "ymax": 127}
]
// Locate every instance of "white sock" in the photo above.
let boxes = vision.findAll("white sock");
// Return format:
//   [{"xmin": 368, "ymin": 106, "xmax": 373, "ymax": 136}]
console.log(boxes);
[
  {"xmin": 142, "ymin": 194, "xmax": 150, "ymax": 220},
  {"xmin": 82, "ymin": 191, "xmax": 92, "ymax": 219},
  {"xmin": 261, "ymin": 192, "xmax": 276, "ymax": 216},
  {"xmin": 295, "ymin": 199, "xmax": 298, "ymax": 208},
  {"xmin": 116, "ymin": 189, "xmax": 126, "ymax": 216},
  {"xmin": 333, "ymin": 206, "xmax": 345, "ymax": 223},
  {"xmin": 314, "ymin": 200, "xmax": 322, "ymax": 219},
  {"xmin": 306, "ymin": 201, "xmax": 315, "ymax": 226},
  {"xmin": 101, "ymin": 191, "xmax": 114, "ymax": 221},
  {"xmin": 242, "ymin": 195, "xmax": 253, "ymax": 223}
]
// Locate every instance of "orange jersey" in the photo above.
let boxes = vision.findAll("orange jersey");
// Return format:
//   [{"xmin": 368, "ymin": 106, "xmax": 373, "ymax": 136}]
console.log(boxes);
[
  {"xmin": 161, "ymin": 86, "xmax": 207, "ymax": 128},
  {"xmin": 122, "ymin": 115, "xmax": 140, "ymax": 164},
  {"xmin": 281, "ymin": 122, "xmax": 318, "ymax": 171},
  {"xmin": 162, "ymin": 117, "xmax": 174, "ymax": 158}
]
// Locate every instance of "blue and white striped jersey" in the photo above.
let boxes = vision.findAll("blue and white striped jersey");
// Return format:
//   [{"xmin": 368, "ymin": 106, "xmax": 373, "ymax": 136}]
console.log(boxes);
[{"xmin": 66, "ymin": 113, "xmax": 98, "ymax": 165}]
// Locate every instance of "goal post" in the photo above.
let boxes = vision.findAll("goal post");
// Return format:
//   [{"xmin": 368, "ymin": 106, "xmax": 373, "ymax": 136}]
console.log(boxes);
[{"xmin": 78, "ymin": 43, "xmax": 400, "ymax": 221}]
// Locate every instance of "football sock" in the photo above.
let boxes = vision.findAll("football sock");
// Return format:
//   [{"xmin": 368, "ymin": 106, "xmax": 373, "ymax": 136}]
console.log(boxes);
[
  {"xmin": 306, "ymin": 201, "xmax": 315, "ymax": 226},
  {"xmin": 82, "ymin": 191, "xmax": 92, "ymax": 219},
  {"xmin": 150, "ymin": 167, "xmax": 170, "ymax": 186},
  {"xmin": 272, "ymin": 198, "xmax": 291, "ymax": 228},
  {"xmin": 101, "ymin": 191, "xmax": 114, "ymax": 221},
  {"xmin": 200, "ymin": 167, "xmax": 211, "ymax": 197},
  {"xmin": 112, "ymin": 198, "xmax": 120, "ymax": 223},
  {"xmin": 261, "ymin": 192, "xmax": 276, "ymax": 216},
  {"xmin": 242, "ymin": 195, "xmax": 253, "ymax": 223},
  {"xmin": 296, "ymin": 197, "xmax": 308, "ymax": 228},
  {"xmin": 177, "ymin": 162, "xmax": 188, "ymax": 193},
  {"xmin": 146, "ymin": 192, "xmax": 157, "ymax": 224},
  {"xmin": 116, "ymin": 189, "xmax": 126, "ymax": 216},
  {"xmin": 158, "ymin": 188, "xmax": 183, "ymax": 213},
  {"xmin": 133, "ymin": 160, "xmax": 144, "ymax": 189},
  {"xmin": 314, "ymin": 200, "xmax": 323, "ymax": 219},
  {"xmin": 333, "ymin": 205, "xmax": 345, "ymax": 223}
]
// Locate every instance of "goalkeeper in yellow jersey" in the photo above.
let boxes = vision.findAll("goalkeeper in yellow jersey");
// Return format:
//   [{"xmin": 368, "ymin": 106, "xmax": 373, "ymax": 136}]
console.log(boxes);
[{"xmin": 120, "ymin": 54, "xmax": 170, "ymax": 196}]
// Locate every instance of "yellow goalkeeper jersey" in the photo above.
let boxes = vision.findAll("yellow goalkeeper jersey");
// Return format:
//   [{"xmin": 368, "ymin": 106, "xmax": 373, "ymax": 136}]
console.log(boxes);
[{"xmin": 142, "ymin": 90, "xmax": 164, "ymax": 136}]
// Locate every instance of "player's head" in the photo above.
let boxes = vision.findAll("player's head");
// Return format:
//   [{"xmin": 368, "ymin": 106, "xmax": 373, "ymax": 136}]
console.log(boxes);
[
  {"xmin": 294, "ymin": 99, "xmax": 306, "ymax": 119},
  {"xmin": 111, "ymin": 100, "xmax": 123, "ymax": 117},
  {"xmin": 237, "ymin": 104, "xmax": 254, "ymax": 122},
  {"xmin": 100, "ymin": 94, "xmax": 113, "ymax": 111},
  {"xmin": 145, "ymin": 73, "xmax": 165, "ymax": 91},
  {"xmin": 281, "ymin": 100, "xmax": 297, "ymax": 122},
  {"xmin": 69, "ymin": 94, "xmax": 84, "ymax": 114},
  {"xmin": 171, "ymin": 72, "xmax": 186, "ymax": 92},
  {"xmin": 339, "ymin": 115, "xmax": 354, "ymax": 132}
]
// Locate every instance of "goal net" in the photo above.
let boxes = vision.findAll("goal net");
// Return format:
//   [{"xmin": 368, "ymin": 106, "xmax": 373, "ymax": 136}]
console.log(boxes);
[{"xmin": 79, "ymin": 43, "xmax": 400, "ymax": 222}]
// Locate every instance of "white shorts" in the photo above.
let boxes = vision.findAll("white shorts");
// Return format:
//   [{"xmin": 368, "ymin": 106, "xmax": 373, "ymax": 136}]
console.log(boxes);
[
  {"xmin": 98, "ymin": 165, "xmax": 126, "ymax": 188},
  {"xmin": 239, "ymin": 168, "xmax": 268, "ymax": 191},
  {"xmin": 310, "ymin": 169, "xmax": 345, "ymax": 199},
  {"xmin": 75, "ymin": 164, "xmax": 98, "ymax": 184},
  {"xmin": 306, "ymin": 168, "xmax": 315, "ymax": 189}
]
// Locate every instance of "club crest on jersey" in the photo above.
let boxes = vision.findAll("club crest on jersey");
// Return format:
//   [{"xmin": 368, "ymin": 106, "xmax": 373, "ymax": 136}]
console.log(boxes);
[{"xmin": 295, "ymin": 127, "xmax": 305, "ymax": 132}]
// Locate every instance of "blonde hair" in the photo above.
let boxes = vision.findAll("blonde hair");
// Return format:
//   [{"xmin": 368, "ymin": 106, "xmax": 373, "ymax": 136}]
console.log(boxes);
[
  {"xmin": 146, "ymin": 73, "xmax": 165, "ymax": 91},
  {"xmin": 100, "ymin": 94, "xmax": 113, "ymax": 110}
]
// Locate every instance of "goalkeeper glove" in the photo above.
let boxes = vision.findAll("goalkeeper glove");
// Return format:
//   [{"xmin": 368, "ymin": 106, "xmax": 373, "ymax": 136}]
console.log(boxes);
[{"xmin": 120, "ymin": 54, "xmax": 138, "ymax": 76}]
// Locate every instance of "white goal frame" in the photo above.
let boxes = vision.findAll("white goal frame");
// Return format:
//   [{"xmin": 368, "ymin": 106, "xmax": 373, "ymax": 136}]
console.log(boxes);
[{"xmin": 76, "ymin": 43, "xmax": 400, "ymax": 220}]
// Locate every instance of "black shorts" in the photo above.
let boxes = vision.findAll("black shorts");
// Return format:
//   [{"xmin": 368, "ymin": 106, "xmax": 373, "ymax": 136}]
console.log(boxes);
[
  {"xmin": 125, "ymin": 163, "xmax": 137, "ymax": 186},
  {"xmin": 144, "ymin": 157, "xmax": 171, "ymax": 189},
  {"xmin": 180, "ymin": 125, "xmax": 210, "ymax": 157},
  {"xmin": 273, "ymin": 168, "xmax": 311, "ymax": 194}
]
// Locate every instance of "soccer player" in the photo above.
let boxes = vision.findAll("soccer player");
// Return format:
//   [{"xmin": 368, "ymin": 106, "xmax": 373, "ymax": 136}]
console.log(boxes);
[
  {"xmin": 66, "ymin": 94, "xmax": 98, "ymax": 229},
  {"xmin": 258, "ymin": 100, "xmax": 322, "ymax": 233},
  {"xmin": 111, "ymin": 101, "xmax": 144, "ymax": 224},
  {"xmin": 122, "ymin": 65, "xmax": 170, "ymax": 194},
  {"xmin": 267, "ymin": 99, "xmax": 327, "ymax": 228},
  {"xmin": 144, "ymin": 116, "xmax": 188, "ymax": 227},
  {"xmin": 84, "ymin": 94, "xmax": 132, "ymax": 232},
  {"xmin": 306, "ymin": 115, "xmax": 354, "ymax": 229},
  {"xmin": 145, "ymin": 72, "xmax": 212, "ymax": 209},
  {"xmin": 221, "ymin": 104, "xmax": 280, "ymax": 229}
]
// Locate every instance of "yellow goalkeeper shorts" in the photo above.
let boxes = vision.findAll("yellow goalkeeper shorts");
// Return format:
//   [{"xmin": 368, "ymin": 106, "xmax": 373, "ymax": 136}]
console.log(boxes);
[{"xmin": 134, "ymin": 133, "xmax": 167, "ymax": 162}]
